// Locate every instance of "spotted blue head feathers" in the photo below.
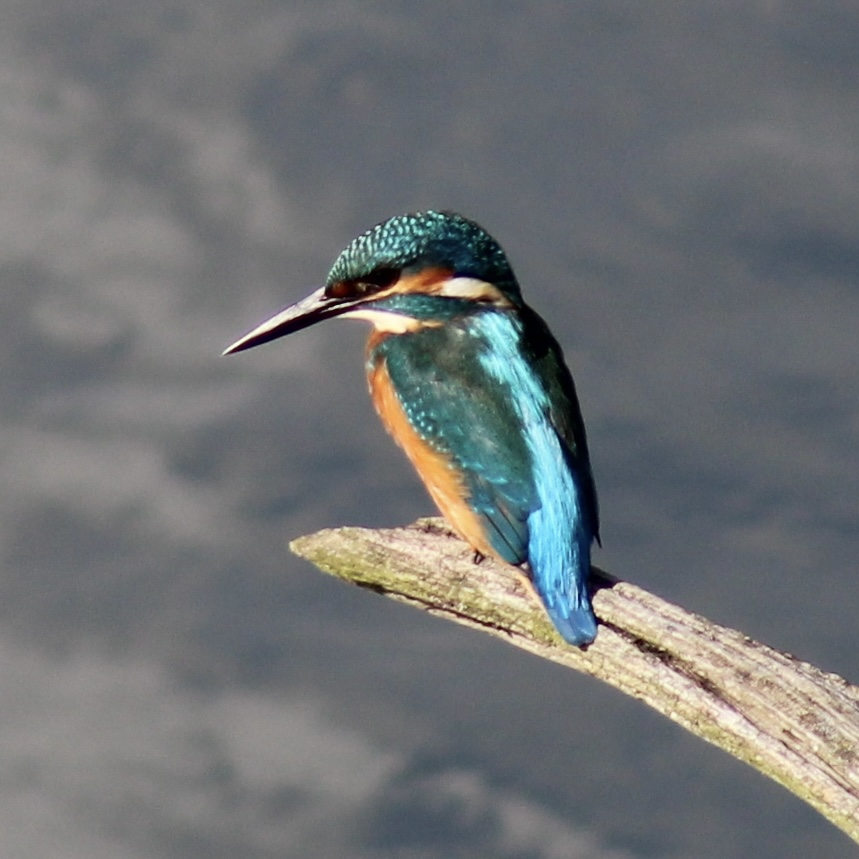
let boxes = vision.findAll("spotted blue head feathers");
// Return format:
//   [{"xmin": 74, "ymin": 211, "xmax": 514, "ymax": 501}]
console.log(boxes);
[{"xmin": 327, "ymin": 211, "xmax": 524, "ymax": 307}]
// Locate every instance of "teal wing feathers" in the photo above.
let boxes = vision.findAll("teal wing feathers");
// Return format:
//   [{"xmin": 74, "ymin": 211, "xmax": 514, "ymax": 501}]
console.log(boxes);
[
  {"xmin": 371, "ymin": 305, "xmax": 599, "ymax": 646},
  {"xmin": 372, "ymin": 321, "xmax": 535, "ymax": 565},
  {"xmin": 521, "ymin": 306, "xmax": 600, "ymax": 544}
]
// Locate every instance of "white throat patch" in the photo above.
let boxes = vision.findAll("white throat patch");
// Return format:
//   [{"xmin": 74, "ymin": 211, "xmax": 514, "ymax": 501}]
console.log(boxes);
[{"xmin": 340, "ymin": 307, "xmax": 433, "ymax": 333}]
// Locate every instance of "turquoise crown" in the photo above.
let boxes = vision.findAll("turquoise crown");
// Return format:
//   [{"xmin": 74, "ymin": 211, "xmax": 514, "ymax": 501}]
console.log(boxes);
[{"xmin": 326, "ymin": 211, "xmax": 523, "ymax": 306}]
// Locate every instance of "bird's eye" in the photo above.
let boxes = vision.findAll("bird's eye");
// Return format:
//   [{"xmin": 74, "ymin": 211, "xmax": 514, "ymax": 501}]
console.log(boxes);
[
  {"xmin": 358, "ymin": 267, "xmax": 400, "ymax": 291},
  {"xmin": 327, "ymin": 268, "xmax": 400, "ymax": 299}
]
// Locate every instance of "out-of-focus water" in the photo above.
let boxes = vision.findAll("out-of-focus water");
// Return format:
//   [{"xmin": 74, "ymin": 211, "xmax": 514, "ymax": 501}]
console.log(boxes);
[{"xmin": 1, "ymin": 4, "xmax": 857, "ymax": 857}]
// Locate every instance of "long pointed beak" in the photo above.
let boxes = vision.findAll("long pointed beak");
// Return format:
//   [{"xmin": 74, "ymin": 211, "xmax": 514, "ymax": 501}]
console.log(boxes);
[{"xmin": 223, "ymin": 287, "xmax": 361, "ymax": 355}]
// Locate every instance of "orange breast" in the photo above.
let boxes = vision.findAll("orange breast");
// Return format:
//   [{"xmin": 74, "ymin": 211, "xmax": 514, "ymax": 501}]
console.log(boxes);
[{"xmin": 368, "ymin": 355, "xmax": 496, "ymax": 559}]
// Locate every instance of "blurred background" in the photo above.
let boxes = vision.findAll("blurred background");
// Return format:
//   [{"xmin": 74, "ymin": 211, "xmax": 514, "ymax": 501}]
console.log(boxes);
[{"xmin": 1, "ymin": 2, "xmax": 858, "ymax": 857}]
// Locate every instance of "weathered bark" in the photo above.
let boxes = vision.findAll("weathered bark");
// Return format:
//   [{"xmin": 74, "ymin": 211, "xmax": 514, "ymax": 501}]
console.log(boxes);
[{"xmin": 290, "ymin": 517, "xmax": 859, "ymax": 844}]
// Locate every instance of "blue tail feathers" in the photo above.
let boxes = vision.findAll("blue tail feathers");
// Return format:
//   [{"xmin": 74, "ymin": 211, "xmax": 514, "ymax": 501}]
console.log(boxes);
[
  {"xmin": 526, "ymin": 503, "xmax": 598, "ymax": 647},
  {"xmin": 543, "ymin": 601, "xmax": 598, "ymax": 646}
]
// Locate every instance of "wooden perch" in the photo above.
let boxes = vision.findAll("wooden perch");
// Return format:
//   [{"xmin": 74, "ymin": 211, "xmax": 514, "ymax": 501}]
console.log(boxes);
[{"xmin": 291, "ymin": 517, "xmax": 859, "ymax": 844}]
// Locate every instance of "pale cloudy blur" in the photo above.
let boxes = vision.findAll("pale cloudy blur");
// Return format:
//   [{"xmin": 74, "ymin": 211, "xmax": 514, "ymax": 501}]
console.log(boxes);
[{"xmin": 1, "ymin": 3, "xmax": 858, "ymax": 857}]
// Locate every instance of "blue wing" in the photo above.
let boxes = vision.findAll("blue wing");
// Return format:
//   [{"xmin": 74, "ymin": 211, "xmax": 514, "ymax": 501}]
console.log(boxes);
[
  {"xmin": 376, "ymin": 326, "xmax": 535, "ymax": 565},
  {"xmin": 476, "ymin": 308, "xmax": 598, "ymax": 645},
  {"xmin": 374, "ymin": 307, "xmax": 598, "ymax": 645}
]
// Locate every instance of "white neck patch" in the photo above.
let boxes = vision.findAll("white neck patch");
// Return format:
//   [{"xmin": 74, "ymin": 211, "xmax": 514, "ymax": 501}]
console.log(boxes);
[
  {"xmin": 340, "ymin": 307, "xmax": 436, "ymax": 333},
  {"xmin": 437, "ymin": 277, "xmax": 511, "ymax": 306}
]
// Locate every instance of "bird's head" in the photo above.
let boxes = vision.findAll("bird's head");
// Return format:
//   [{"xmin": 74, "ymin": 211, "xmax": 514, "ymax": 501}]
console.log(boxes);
[{"xmin": 223, "ymin": 210, "xmax": 523, "ymax": 354}]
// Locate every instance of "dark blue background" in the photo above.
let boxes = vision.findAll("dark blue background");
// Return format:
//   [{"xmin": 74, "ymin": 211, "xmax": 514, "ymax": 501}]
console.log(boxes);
[{"xmin": 2, "ymin": 3, "xmax": 857, "ymax": 856}]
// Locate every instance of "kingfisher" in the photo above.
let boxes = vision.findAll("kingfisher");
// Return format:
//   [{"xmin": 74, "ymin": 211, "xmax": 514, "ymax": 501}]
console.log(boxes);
[{"xmin": 224, "ymin": 211, "xmax": 600, "ymax": 646}]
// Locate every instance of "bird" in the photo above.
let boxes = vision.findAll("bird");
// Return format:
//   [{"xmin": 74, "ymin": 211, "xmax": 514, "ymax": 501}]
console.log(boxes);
[{"xmin": 224, "ymin": 210, "xmax": 600, "ymax": 646}]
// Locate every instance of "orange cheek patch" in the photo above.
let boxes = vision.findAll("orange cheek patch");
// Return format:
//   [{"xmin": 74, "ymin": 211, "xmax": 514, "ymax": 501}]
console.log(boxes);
[
  {"xmin": 392, "ymin": 267, "xmax": 455, "ymax": 296},
  {"xmin": 368, "ymin": 358, "xmax": 497, "ymax": 559}
]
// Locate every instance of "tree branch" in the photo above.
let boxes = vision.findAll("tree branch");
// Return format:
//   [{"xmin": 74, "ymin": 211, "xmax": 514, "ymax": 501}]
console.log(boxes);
[{"xmin": 290, "ymin": 518, "xmax": 859, "ymax": 844}]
